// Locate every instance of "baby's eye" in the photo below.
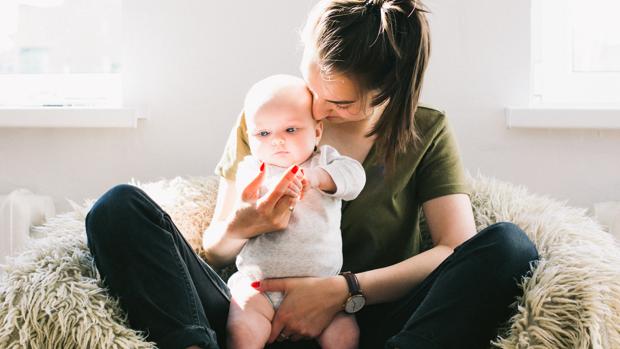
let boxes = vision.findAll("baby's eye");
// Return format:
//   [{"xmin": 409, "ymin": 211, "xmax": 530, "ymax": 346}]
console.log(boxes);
[
  {"xmin": 335, "ymin": 104, "xmax": 350, "ymax": 110},
  {"xmin": 258, "ymin": 131, "xmax": 270, "ymax": 137},
  {"xmin": 286, "ymin": 127, "xmax": 297, "ymax": 133}
]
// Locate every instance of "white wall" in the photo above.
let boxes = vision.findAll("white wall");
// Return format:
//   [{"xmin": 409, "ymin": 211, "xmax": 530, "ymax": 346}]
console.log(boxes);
[
  {"xmin": 1, "ymin": 0, "xmax": 619, "ymax": 214},
  {"xmin": 0, "ymin": 0, "xmax": 316, "ymax": 212},
  {"xmin": 422, "ymin": 0, "xmax": 620, "ymax": 208}
]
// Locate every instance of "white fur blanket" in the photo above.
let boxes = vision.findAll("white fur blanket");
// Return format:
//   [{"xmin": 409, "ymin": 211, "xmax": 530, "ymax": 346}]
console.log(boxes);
[{"xmin": 1, "ymin": 175, "xmax": 619, "ymax": 348}]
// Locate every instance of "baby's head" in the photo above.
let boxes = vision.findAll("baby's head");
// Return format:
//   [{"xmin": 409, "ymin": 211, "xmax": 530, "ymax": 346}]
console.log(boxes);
[{"xmin": 244, "ymin": 74, "xmax": 322, "ymax": 168}]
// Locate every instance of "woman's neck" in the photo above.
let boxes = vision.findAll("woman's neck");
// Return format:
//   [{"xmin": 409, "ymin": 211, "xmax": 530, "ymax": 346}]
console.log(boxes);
[
  {"xmin": 327, "ymin": 119, "xmax": 371, "ymax": 137},
  {"xmin": 318, "ymin": 104, "xmax": 383, "ymax": 163}
]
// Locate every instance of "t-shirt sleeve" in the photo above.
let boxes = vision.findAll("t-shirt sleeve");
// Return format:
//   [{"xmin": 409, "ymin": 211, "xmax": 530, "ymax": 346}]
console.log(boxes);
[
  {"xmin": 214, "ymin": 111, "xmax": 252, "ymax": 181},
  {"xmin": 315, "ymin": 145, "xmax": 366, "ymax": 201},
  {"xmin": 415, "ymin": 117, "xmax": 470, "ymax": 203}
]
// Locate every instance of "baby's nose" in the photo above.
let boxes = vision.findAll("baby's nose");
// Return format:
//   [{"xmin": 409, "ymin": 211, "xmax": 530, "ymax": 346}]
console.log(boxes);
[{"xmin": 271, "ymin": 138, "xmax": 285, "ymax": 146}]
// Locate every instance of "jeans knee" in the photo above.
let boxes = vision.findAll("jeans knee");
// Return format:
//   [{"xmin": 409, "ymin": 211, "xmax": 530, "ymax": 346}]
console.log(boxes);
[
  {"xmin": 492, "ymin": 222, "xmax": 537, "ymax": 258},
  {"xmin": 100, "ymin": 184, "xmax": 144, "ymax": 208},
  {"xmin": 483, "ymin": 222, "xmax": 539, "ymax": 281},
  {"xmin": 85, "ymin": 184, "xmax": 147, "ymax": 244}
]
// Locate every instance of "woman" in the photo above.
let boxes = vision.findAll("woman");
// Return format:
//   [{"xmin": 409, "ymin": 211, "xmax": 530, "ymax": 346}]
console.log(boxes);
[{"xmin": 86, "ymin": 1, "xmax": 538, "ymax": 348}]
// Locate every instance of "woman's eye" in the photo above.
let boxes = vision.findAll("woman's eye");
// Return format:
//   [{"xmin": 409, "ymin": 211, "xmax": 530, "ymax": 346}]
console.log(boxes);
[
  {"xmin": 335, "ymin": 104, "xmax": 350, "ymax": 110},
  {"xmin": 286, "ymin": 127, "xmax": 297, "ymax": 133},
  {"xmin": 258, "ymin": 131, "xmax": 270, "ymax": 137}
]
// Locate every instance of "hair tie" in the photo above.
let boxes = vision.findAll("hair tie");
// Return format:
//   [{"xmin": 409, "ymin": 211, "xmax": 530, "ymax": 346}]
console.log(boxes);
[
  {"xmin": 364, "ymin": 0, "xmax": 376, "ymax": 10},
  {"xmin": 408, "ymin": 1, "xmax": 418, "ymax": 17}
]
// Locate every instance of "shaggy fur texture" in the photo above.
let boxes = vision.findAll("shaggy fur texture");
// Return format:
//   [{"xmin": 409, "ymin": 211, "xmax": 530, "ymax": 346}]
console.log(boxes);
[
  {"xmin": 1, "ymin": 175, "xmax": 619, "ymax": 348},
  {"xmin": 0, "ymin": 176, "xmax": 219, "ymax": 349},
  {"xmin": 468, "ymin": 176, "xmax": 620, "ymax": 349}
]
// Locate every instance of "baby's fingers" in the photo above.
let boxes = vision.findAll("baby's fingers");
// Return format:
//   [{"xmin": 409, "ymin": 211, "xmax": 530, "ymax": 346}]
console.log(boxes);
[
  {"xmin": 285, "ymin": 183, "xmax": 301, "ymax": 198},
  {"xmin": 300, "ymin": 175, "xmax": 310, "ymax": 200}
]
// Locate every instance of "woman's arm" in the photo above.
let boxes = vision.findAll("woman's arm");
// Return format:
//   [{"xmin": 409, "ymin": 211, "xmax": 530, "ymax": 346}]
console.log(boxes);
[
  {"xmin": 357, "ymin": 193, "xmax": 476, "ymax": 303},
  {"xmin": 258, "ymin": 193, "xmax": 476, "ymax": 341},
  {"xmin": 201, "ymin": 177, "xmax": 248, "ymax": 268}
]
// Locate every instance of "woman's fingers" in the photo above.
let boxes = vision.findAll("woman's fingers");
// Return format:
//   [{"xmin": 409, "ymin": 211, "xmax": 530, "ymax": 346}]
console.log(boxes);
[
  {"xmin": 269, "ymin": 195, "xmax": 298, "ymax": 221},
  {"xmin": 241, "ymin": 162, "xmax": 266, "ymax": 202},
  {"xmin": 263, "ymin": 165, "xmax": 300, "ymax": 205}
]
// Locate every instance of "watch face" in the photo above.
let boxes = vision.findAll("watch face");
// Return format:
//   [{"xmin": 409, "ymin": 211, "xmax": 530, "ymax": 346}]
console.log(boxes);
[{"xmin": 345, "ymin": 294, "xmax": 366, "ymax": 313}]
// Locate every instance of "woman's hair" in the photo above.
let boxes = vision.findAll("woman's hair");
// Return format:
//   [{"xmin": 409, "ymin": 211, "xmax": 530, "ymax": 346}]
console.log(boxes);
[{"xmin": 302, "ymin": 0, "xmax": 430, "ymax": 173}]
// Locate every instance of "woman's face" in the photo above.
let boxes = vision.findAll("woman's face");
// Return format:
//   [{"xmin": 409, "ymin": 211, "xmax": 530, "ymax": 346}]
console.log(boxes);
[{"xmin": 300, "ymin": 50, "xmax": 373, "ymax": 124}]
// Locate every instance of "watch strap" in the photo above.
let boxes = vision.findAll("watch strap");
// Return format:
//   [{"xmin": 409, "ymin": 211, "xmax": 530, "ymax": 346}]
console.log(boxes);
[{"xmin": 340, "ymin": 271, "xmax": 361, "ymax": 295}]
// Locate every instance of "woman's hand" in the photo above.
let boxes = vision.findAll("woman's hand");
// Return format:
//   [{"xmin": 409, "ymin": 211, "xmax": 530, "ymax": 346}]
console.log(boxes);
[
  {"xmin": 254, "ymin": 275, "xmax": 349, "ymax": 343},
  {"xmin": 228, "ymin": 164, "xmax": 305, "ymax": 240},
  {"xmin": 203, "ymin": 163, "xmax": 310, "ymax": 268}
]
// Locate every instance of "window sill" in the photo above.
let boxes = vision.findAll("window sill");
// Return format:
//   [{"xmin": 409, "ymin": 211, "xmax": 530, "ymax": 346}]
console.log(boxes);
[
  {"xmin": 505, "ymin": 107, "xmax": 620, "ymax": 130},
  {"xmin": 506, "ymin": 107, "xmax": 620, "ymax": 130},
  {"xmin": 0, "ymin": 107, "xmax": 146, "ymax": 128}
]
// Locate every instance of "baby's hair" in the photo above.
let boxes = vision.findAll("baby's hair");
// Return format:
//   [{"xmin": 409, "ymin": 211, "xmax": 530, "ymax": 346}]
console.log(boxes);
[{"xmin": 244, "ymin": 74, "xmax": 311, "ymax": 120}]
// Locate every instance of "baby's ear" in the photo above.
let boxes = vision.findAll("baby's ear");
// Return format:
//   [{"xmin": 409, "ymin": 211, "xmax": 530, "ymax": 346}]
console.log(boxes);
[{"xmin": 315, "ymin": 120, "xmax": 324, "ymax": 140}]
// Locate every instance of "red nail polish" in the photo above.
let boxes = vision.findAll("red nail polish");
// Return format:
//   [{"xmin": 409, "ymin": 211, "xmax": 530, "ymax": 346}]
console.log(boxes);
[
  {"xmin": 292, "ymin": 165, "xmax": 299, "ymax": 174},
  {"xmin": 251, "ymin": 281, "xmax": 260, "ymax": 289},
  {"xmin": 260, "ymin": 162, "xmax": 265, "ymax": 172}
]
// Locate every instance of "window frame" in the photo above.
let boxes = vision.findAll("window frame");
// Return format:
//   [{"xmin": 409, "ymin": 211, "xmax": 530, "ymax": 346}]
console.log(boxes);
[
  {"xmin": 531, "ymin": 0, "xmax": 620, "ymax": 106},
  {"xmin": 506, "ymin": 0, "xmax": 620, "ymax": 130},
  {"xmin": 0, "ymin": 0, "xmax": 142, "ymax": 128}
]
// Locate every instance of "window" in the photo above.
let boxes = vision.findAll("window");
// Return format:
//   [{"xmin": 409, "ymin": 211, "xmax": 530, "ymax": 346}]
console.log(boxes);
[
  {"xmin": 0, "ymin": 0, "xmax": 122, "ymax": 108},
  {"xmin": 532, "ymin": 0, "xmax": 620, "ymax": 106}
]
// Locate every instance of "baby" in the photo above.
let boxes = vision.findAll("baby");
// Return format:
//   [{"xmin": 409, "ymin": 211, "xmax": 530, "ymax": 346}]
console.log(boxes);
[{"xmin": 226, "ymin": 74, "xmax": 365, "ymax": 349}]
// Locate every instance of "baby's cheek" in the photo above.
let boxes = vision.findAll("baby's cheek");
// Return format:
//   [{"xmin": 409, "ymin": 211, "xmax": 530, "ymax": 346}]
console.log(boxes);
[{"xmin": 254, "ymin": 146, "xmax": 272, "ymax": 164}]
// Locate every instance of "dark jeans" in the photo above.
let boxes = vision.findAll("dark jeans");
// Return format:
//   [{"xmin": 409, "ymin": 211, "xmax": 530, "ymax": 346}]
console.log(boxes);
[{"xmin": 85, "ymin": 184, "xmax": 538, "ymax": 349}]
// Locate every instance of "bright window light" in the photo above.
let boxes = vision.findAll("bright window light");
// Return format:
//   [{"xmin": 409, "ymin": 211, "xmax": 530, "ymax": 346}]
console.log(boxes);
[
  {"xmin": 0, "ymin": 0, "xmax": 122, "ymax": 107},
  {"xmin": 532, "ymin": 0, "xmax": 620, "ymax": 106},
  {"xmin": 572, "ymin": 1, "xmax": 620, "ymax": 72}
]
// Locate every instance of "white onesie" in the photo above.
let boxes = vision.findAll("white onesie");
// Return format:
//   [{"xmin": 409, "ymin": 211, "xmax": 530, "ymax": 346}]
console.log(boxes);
[{"xmin": 227, "ymin": 145, "xmax": 366, "ymax": 308}]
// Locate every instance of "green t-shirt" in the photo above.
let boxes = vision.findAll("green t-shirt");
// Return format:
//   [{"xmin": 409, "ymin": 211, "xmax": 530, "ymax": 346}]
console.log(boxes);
[{"xmin": 214, "ymin": 106, "xmax": 470, "ymax": 273}]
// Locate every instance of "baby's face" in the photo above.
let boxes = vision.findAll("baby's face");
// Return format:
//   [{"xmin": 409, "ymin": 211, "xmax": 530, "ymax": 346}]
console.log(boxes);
[{"xmin": 246, "ymin": 94, "xmax": 320, "ymax": 168}]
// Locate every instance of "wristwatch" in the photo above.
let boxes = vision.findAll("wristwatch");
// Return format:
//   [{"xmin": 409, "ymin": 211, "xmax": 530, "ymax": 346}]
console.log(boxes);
[{"xmin": 340, "ymin": 271, "xmax": 366, "ymax": 314}]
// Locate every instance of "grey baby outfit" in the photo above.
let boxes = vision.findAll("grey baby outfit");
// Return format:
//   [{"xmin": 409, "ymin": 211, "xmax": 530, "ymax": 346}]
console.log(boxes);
[{"xmin": 227, "ymin": 145, "xmax": 366, "ymax": 308}]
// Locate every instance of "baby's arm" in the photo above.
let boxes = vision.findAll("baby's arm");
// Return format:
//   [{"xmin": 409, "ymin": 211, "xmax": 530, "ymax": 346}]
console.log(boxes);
[
  {"xmin": 306, "ymin": 145, "xmax": 366, "ymax": 201},
  {"xmin": 304, "ymin": 167, "xmax": 337, "ymax": 194}
]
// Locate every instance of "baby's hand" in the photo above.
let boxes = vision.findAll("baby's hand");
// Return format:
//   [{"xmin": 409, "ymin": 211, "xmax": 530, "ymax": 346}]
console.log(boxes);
[
  {"xmin": 283, "ymin": 168, "xmax": 304, "ymax": 199},
  {"xmin": 299, "ymin": 169, "xmax": 312, "ymax": 200}
]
